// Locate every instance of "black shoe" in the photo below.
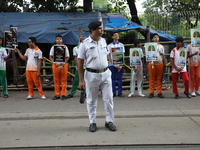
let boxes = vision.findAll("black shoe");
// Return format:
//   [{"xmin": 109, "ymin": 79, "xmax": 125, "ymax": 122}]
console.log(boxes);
[
  {"xmin": 175, "ymin": 94, "xmax": 180, "ymax": 99},
  {"xmin": 113, "ymin": 94, "xmax": 116, "ymax": 97},
  {"xmin": 4, "ymin": 94, "xmax": 8, "ymax": 98},
  {"xmin": 158, "ymin": 93, "xmax": 164, "ymax": 98},
  {"xmin": 105, "ymin": 122, "xmax": 117, "ymax": 131},
  {"xmin": 118, "ymin": 93, "xmax": 124, "ymax": 98},
  {"xmin": 184, "ymin": 91, "xmax": 191, "ymax": 98},
  {"xmin": 52, "ymin": 95, "xmax": 60, "ymax": 100},
  {"xmin": 148, "ymin": 93, "xmax": 154, "ymax": 98},
  {"xmin": 65, "ymin": 94, "xmax": 73, "ymax": 99},
  {"xmin": 89, "ymin": 123, "xmax": 97, "ymax": 132},
  {"xmin": 61, "ymin": 95, "xmax": 66, "ymax": 100}
]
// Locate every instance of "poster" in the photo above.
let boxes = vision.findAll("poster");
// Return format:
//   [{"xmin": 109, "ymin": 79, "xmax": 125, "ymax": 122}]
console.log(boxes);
[
  {"xmin": 129, "ymin": 48, "xmax": 141, "ymax": 66},
  {"xmin": 191, "ymin": 29, "xmax": 200, "ymax": 47},
  {"xmin": 93, "ymin": 0, "xmax": 107, "ymax": 11},
  {"xmin": 53, "ymin": 45, "xmax": 66, "ymax": 63},
  {"xmin": 10, "ymin": 27, "xmax": 18, "ymax": 47},
  {"xmin": 4, "ymin": 31, "xmax": 13, "ymax": 49},
  {"xmin": 145, "ymin": 43, "xmax": 158, "ymax": 61},
  {"xmin": 111, "ymin": 47, "xmax": 124, "ymax": 65},
  {"xmin": 177, "ymin": 48, "xmax": 187, "ymax": 66}
]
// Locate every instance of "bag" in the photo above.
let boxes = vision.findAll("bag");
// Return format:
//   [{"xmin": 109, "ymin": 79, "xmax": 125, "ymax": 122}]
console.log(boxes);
[{"xmin": 79, "ymin": 91, "xmax": 86, "ymax": 104}]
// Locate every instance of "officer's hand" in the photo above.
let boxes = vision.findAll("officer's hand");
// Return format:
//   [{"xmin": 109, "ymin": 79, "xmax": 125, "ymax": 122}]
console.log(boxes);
[
  {"xmin": 194, "ymin": 51, "xmax": 198, "ymax": 56},
  {"xmin": 133, "ymin": 68, "xmax": 137, "ymax": 72},
  {"xmin": 78, "ymin": 81, "xmax": 85, "ymax": 90}
]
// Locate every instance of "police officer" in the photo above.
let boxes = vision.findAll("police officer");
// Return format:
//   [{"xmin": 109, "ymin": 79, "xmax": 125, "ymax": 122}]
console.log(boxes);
[{"xmin": 78, "ymin": 21, "xmax": 117, "ymax": 132}]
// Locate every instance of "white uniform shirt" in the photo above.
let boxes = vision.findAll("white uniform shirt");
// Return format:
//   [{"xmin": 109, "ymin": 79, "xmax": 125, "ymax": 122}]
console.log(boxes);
[
  {"xmin": 170, "ymin": 47, "xmax": 187, "ymax": 73},
  {"xmin": 187, "ymin": 44, "xmax": 200, "ymax": 66},
  {"xmin": 24, "ymin": 47, "xmax": 42, "ymax": 71},
  {"xmin": 73, "ymin": 46, "xmax": 79, "ymax": 57},
  {"xmin": 0, "ymin": 46, "xmax": 7, "ymax": 70},
  {"xmin": 107, "ymin": 41, "xmax": 125, "ymax": 65},
  {"xmin": 78, "ymin": 36, "xmax": 109, "ymax": 70},
  {"xmin": 49, "ymin": 44, "xmax": 70, "ymax": 63}
]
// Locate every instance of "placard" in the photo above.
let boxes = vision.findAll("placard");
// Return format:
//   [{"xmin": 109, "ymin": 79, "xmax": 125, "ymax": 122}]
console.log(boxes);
[
  {"xmin": 191, "ymin": 29, "xmax": 200, "ymax": 47},
  {"xmin": 177, "ymin": 48, "xmax": 187, "ymax": 66},
  {"xmin": 111, "ymin": 47, "xmax": 124, "ymax": 65},
  {"xmin": 4, "ymin": 31, "xmax": 13, "ymax": 49},
  {"xmin": 10, "ymin": 27, "xmax": 18, "ymax": 47},
  {"xmin": 129, "ymin": 48, "xmax": 141, "ymax": 66},
  {"xmin": 145, "ymin": 43, "xmax": 158, "ymax": 61},
  {"xmin": 53, "ymin": 45, "xmax": 66, "ymax": 63}
]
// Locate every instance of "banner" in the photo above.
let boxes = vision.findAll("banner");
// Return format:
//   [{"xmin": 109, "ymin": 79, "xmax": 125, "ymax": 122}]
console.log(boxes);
[
  {"xmin": 191, "ymin": 29, "xmax": 200, "ymax": 47},
  {"xmin": 177, "ymin": 48, "xmax": 187, "ymax": 66},
  {"xmin": 129, "ymin": 48, "xmax": 141, "ymax": 66},
  {"xmin": 145, "ymin": 43, "xmax": 158, "ymax": 61},
  {"xmin": 111, "ymin": 47, "xmax": 124, "ymax": 65},
  {"xmin": 93, "ymin": 0, "xmax": 107, "ymax": 11},
  {"xmin": 53, "ymin": 45, "xmax": 66, "ymax": 63}
]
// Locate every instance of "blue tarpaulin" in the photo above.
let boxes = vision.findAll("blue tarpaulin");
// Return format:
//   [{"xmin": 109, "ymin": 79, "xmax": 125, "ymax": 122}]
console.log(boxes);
[{"xmin": 0, "ymin": 12, "xmax": 176, "ymax": 45}]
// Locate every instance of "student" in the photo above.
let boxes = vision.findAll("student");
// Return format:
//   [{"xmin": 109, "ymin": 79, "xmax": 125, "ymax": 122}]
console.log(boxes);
[
  {"xmin": 78, "ymin": 21, "xmax": 116, "ymax": 132},
  {"xmin": 15, "ymin": 37, "xmax": 46, "ymax": 100},
  {"xmin": 128, "ymin": 40, "xmax": 145, "ymax": 97},
  {"xmin": 187, "ymin": 43, "xmax": 200, "ymax": 97},
  {"xmin": 148, "ymin": 33, "xmax": 166, "ymax": 98},
  {"xmin": 0, "ymin": 37, "xmax": 11, "ymax": 98},
  {"xmin": 107, "ymin": 32, "xmax": 125, "ymax": 98},
  {"xmin": 66, "ymin": 38, "xmax": 85, "ymax": 99},
  {"xmin": 49, "ymin": 35, "xmax": 70, "ymax": 100},
  {"xmin": 170, "ymin": 37, "xmax": 191, "ymax": 99}
]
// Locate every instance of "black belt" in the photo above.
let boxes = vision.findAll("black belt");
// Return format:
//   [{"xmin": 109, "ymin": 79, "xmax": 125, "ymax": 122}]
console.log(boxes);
[{"xmin": 86, "ymin": 67, "xmax": 108, "ymax": 73}]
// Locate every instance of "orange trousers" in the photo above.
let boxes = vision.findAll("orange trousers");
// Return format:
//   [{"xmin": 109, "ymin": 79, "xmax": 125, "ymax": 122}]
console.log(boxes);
[
  {"xmin": 52, "ymin": 64, "xmax": 68, "ymax": 96},
  {"xmin": 26, "ymin": 70, "xmax": 44, "ymax": 97},
  {"xmin": 148, "ymin": 64, "xmax": 164, "ymax": 94},
  {"xmin": 189, "ymin": 66, "xmax": 200, "ymax": 92}
]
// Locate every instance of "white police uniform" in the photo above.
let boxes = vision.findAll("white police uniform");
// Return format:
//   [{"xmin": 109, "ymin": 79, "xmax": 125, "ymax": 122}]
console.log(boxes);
[{"xmin": 78, "ymin": 36, "xmax": 114, "ymax": 124}]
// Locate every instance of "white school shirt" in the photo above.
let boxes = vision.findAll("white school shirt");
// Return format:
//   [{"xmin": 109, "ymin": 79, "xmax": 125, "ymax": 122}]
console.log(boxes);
[
  {"xmin": 170, "ymin": 47, "xmax": 187, "ymax": 73},
  {"xmin": 187, "ymin": 44, "xmax": 200, "ymax": 66},
  {"xmin": 0, "ymin": 46, "xmax": 8, "ymax": 70},
  {"xmin": 78, "ymin": 36, "xmax": 109, "ymax": 70},
  {"xmin": 24, "ymin": 46, "xmax": 42, "ymax": 71}
]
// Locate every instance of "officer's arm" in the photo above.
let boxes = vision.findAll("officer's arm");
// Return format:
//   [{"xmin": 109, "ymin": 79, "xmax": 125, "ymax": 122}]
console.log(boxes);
[{"xmin": 78, "ymin": 58, "xmax": 84, "ymax": 81}]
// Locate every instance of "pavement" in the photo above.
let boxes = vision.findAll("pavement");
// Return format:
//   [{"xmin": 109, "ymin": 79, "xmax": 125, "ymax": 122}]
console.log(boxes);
[{"xmin": 0, "ymin": 88, "xmax": 200, "ymax": 148}]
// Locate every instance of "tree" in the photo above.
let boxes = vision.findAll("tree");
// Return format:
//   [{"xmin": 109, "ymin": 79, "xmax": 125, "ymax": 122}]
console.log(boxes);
[
  {"xmin": 142, "ymin": 0, "xmax": 200, "ymax": 28},
  {"xmin": 0, "ymin": 0, "xmax": 22, "ymax": 12}
]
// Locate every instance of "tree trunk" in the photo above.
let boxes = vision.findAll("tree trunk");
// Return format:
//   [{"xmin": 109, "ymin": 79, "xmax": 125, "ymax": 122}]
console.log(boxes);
[
  {"xmin": 83, "ymin": 0, "xmax": 92, "ymax": 12},
  {"xmin": 126, "ymin": 0, "xmax": 142, "ymax": 25}
]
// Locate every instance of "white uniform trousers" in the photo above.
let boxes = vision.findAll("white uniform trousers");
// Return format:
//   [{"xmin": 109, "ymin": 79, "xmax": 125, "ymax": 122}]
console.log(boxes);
[
  {"xmin": 84, "ymin": 69, "xmax": 114, "ymax": 124},
  {"xmin": 130, "ymin": 68, "xmax": 143, "ymax": 95}
]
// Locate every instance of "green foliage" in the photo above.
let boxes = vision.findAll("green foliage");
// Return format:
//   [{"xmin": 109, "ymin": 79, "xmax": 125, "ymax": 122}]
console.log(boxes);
[{"xmin": 0, "ymin": 0, "xmax": 23, "ymax": 12}]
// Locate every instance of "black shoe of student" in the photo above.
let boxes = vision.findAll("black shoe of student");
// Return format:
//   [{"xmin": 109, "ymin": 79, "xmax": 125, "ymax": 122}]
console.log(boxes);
[
  {"xmin": 184, "ymin": 91, "xmax": 191, "ymax": 98},
  {"xmin": 61, "ymin": 95, "xmax": 66, "ymax": 100},
  {"xmin": 65, "ymin": 94, "xmax": 73, "ymax": 99},
  {"xmin": 118, "ymin": 93, "xmax": 124, "ymax": 98},
  {"xmin": 4, "ymin": 94, "xmax": 8, "ymax": 98},
  {"xmin": 113, "ymin": 94, "xmax": 116, "ymax": 97},
  {"xmin": 158, "ymin": 93, "xmax": 164, "ymax": 98},
  {"xmin": 89, "ymin": 123, "xmax": 97, "ymax": 132},
  {"xmin": 105, "ymin": 122, "xmax": 117, "ymax": 131},
  {"xmin": 148, "ymin": 93, "xmax": 154, "ymax": 98},
  {"xmin": 52, "ymin": 95, "xmax": 60, "ymax": 100},
  {"xmin": 175, "ymin": 94, "xmax": 180, "ymax": 99}
]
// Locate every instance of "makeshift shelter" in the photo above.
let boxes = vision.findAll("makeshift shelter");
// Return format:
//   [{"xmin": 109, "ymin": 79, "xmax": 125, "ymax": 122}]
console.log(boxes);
[{"xmin": 0, "ymin": 12, "xmax": 176, "ymax": 46}]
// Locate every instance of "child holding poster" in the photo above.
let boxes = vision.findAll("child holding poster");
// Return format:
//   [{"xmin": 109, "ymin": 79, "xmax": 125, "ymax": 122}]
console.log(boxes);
[
  {"xmin": 108, "ymin": 32, "xmax": 125, "ymax": 98},
  {"xmin": 145, "ymin": 33, "xmax": 166, "ymax": 98},
  {"xmin": 128, "ymin": 40, "xmax": 145, "ymax": 97},
  {"xmin": 170, "ymin": 37, "xmax": 191, "ymax": 99},
  {"xmin": 49, "ymin": 35, "xmax": 70, "ymax": 100}
]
